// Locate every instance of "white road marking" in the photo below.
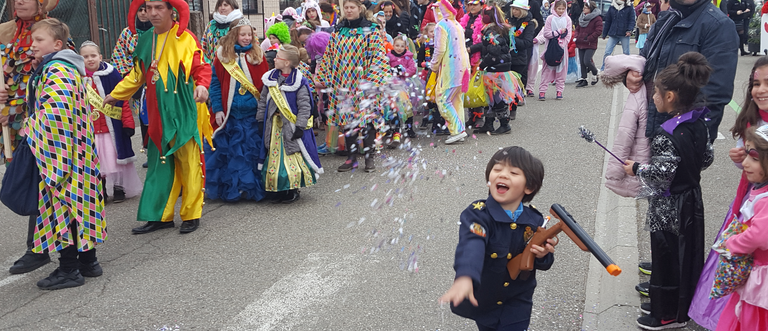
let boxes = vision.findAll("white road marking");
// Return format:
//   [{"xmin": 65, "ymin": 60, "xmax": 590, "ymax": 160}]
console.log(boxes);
[
  {"xmin": 226, "ymin": 253, "xmax": 357, "ymax": 331},
  {"xmin": 0, "ymin": 274, "xmax": 26, "ymax": 289},
  {"xmin": 717, "ymin": 132, "xmax": 726, "ymax": 140}
]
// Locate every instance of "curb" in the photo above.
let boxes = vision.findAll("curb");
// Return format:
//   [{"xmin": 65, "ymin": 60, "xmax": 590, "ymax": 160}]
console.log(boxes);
[{"xmin": 581, "ymin": 86, "xmax": 641, "ymax": 330}]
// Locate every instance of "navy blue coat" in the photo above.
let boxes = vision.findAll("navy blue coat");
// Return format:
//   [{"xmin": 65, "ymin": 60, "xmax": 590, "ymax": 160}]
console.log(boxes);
[
  {"xmin": 640, "ymin": 3, "xmax": 738, "ymax": 142},
  {"xmin": 451, "ymin": 197, "xmax": 554, "ymax": 329},
  {"xmin": 601, "ymin": 5, "xmax": 636, "ymax": 38}
]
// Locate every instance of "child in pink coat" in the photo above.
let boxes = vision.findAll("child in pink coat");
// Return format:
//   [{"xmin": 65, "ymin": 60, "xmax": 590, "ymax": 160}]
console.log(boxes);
[
  {"xmin": 600, "ymin": 54, "xmax": 651, "ymax": 198},
  {"xmin": 534, "ymin": 0, "xmax": 571, "ymax": 100},
  {"xmin": 387, "ymin": 35, "xmax": 417, "ymax": 78}
]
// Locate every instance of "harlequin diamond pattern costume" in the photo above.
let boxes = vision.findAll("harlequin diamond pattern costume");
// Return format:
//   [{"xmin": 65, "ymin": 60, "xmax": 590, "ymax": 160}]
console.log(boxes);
[{"xmin": 110, "ymin": 0, "xmax": 212, "ymax": 225}]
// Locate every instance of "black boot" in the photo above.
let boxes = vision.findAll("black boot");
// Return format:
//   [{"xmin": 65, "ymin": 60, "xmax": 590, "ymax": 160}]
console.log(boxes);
[
  {"xmin": 509, "ymin": 105, "xmax": 517, "ymax": 121},
  {"xmin": 475, "ymin": 117, "xmax": 495, "ymax": 134},
  {"xmin": 492, "ymin": 118, "xmax": 511, "ymax": 135},
  {"xmin": 281, "ymin": 190, "xmax": 301, "ymax": 204},
  {"xmin": 405, "ymin": 117, "xmax": 416, "ymax": 138},
  {"xmin": 364, "ymin": 154, "xmax": 375, "ymax": 172},
  {"xmin": 113, "ymin": 186, "xmax": 126, "ymax": 203}
]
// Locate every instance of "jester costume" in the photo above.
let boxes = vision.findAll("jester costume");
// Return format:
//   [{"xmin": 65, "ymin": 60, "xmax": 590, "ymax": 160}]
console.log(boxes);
[
  {"xmin": 111, "ymin": 17, "xmax": 153, "ymax": 76},
  {"xmin": 0, "ymin": 0, "xmax": 59, "ymax": 161},
  {"xmin": 207, "ymin": 42, "xmax": 269, "ymax": 202},
  {"xmin": 256, "ymin": 68, "xmax": 322, "ymax": 195},
  {"xmin": 315, "ymin": 16, "xmax": 390, "ymax": 171},
  {"xmin": 430, "ymin": 0, "xmax": 470, "ymax": 139},
  {"xmin": 26, "ymin": 50, "xmax": 106, "ymax": 289},
  {"xmin": 201, "ymin": 9, "xmax": 243, "ymax": 64},
  {"xmin": 110, "ymin": 0, "xmax": 212, "ymax": 228}
]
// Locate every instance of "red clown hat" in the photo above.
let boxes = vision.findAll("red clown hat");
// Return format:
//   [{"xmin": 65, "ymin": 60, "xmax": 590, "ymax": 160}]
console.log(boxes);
[{"xmin": 128, "ymin": 0, "xmax": 189, "ymax": 37}]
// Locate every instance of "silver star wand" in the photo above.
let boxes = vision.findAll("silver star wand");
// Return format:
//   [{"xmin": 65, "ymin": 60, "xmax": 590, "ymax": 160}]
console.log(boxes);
[{"xmin": 578, "ymin": 126, "xmax": 627, "ymax": 165}]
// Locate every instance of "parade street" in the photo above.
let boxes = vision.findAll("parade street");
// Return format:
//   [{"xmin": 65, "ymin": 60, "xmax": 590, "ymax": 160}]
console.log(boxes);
[{"xmin": 0, "ymin": 48, "xmax": 752, "ymax": 330}]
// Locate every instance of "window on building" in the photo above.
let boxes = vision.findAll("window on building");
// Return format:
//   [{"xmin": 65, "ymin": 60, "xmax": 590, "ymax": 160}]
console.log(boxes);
[
  {"xmin": 280, "ymin": 0, "xmax": 303, "ymax": 11},
  {"xmin": 243, "ymin": 0, "xmax": 262, "ymax": 14}
]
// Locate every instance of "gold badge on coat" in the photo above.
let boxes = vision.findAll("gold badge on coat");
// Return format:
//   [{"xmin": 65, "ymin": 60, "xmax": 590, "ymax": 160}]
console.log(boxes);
[
  {"xmin": 524, "ymin": 226, "xmax": 534, "ymax": 242},
  {"xmin": 470, "ymin": 222, "xmax": 487, "ymax": 237}
]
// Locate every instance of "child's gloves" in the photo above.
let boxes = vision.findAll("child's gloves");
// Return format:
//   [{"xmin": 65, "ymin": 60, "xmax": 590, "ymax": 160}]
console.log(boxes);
[
  {"xmin": 123, "ymin": 127, "xmax": 135, "ymax": 137},
  {"xmin": 291, "ymin": 127, "xmax": 304, "ymax": 140}
]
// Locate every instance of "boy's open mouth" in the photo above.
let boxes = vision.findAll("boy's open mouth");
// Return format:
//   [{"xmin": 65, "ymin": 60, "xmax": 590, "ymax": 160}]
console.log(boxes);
[{"xmin": 496, "ymin": 183, "xmax": 508, "ymax": 194}]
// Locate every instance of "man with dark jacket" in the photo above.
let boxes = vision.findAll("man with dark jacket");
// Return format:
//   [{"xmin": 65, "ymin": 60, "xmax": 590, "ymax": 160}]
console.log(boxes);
[
  {"xmin": 600, "ymin": 0, "xmax": 636, "ymax": 70},
  {"xmin": 639, "ymin": 0, "xmax": 737, "ymax": 148},
  {"xmin": 411, "ymin": 0, "xmax": 432, "ymax": 30}
]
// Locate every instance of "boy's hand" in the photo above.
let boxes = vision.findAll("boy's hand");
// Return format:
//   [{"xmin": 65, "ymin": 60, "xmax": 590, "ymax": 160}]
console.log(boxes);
[
  {"xmin": 194, "ymin": 85, "xmax": 209, "ymax": 103},
  {"xmin": 730, "ymin": 147, "xmax": 746, "ymax": 164},
  {"xmin": 623, "ymin": 160, "xmax": 636, "ymax": 176},
  {"xmin": 439, "ymin": 276, "xmax": 477, "ymax": 307},
  {"xmin": 531, "ymin": 237, "xmax": 557, "ymax": 259}
]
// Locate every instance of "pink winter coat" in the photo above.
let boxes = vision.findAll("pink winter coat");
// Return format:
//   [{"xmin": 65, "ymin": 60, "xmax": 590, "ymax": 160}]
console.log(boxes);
[
  {"xmin": 387, "ymin": 50, "xmax": 417, "ymax": 77},
  {"xmin": 605, "ymin": 87, "xmax": 651, "ymax": 197},
  {"xmin": 534, "ymin": 7, "xmax": 572, "ymax": 63}
]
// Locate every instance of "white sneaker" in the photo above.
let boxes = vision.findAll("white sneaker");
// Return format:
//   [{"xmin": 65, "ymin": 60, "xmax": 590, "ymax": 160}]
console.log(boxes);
[{"xmin": 445, "ymin": 131, "xmax": 468, "ymax": 144}]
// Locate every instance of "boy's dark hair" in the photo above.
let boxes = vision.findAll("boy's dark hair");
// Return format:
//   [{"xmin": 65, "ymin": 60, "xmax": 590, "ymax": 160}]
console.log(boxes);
[
  {"xmin": 485, "ymin": 146, "xmax": 544, "ymax": 203},
  {"xmin": 31, "ymin": 18, "xmax": 70, "ymax": 45},
  {"xmin": 320, "ymin": 2, "xmax": 335, "ymax": 13},
  {"xmin": 654, "ymin": 52, "xmax": 712, "ymax": 115}
]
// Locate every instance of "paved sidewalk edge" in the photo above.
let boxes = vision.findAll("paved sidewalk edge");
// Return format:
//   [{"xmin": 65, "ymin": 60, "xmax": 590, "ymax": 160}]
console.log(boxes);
[{"xmin": 581, "ymin": 86, "xmax": 641, "ymax": 330}]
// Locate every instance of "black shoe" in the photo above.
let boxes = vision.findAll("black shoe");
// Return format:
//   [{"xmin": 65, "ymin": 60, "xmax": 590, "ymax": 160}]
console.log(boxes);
[
  {"xmin": 179, "ymin": 219, "xmax": 200, "ymax": 234},
  {"xmin": 142, "ymin": 162, "xmax": 148, "ymax": 168},
  {"xmin": 36, "ymin": 268, "xmax": 85, "ymax": 290},
  {"xmin": 79, "ymin": 261, "xmax": 103, "ymax": 277},
  {"xmin": 741, "ymin": 50, "xmax": 750, "ymax": 56},
  {"xmin": 492, "ymin": 119, "xmax": 511, "ymax": 135},
  {"xmin": 636, "ymin": 281, "xmax": 649, "ymax": 297},
  {"xmin": 281, "ymin": 190, "xmax": 300, "ymax": 204},
  {"xmin": 474, "ymin": 119, "xmax": 495, "ymax": 134},
  {"xmin": 576, "ymin": 79, "xmax": 588, "ymax": 88},
  {"xmin": 132, "ymin": 221, "xmax": 175, "ymax": 234},
  {"xmin": 113, "ymin": 187, "xmax": 126, "ymax": 203},
  {"xmin": 337, "ymin": 159, "xmax": 358, "ymax": 172},
  {"xmin": 591, "ymin": 76, "xmax": 599, "ymax": 85},
  {"xmin": 636, "ymin": 316, "xmax": 686, "ymax": 330},
  {"xmin": 364, "ymin": 156, "xmax": 376, "ymax": 172},
  {"xmin": 640, "ymin": 302, "xmax": 651, "ymax": 315},
  {"xmin": 9, "ymin": 251, "xmax": 51, "ymax": 274},
  {"xmin": 406, "ymin": 128, "xmax": 417, "ymax": 138},
  {"xmin": 509, "ymin": 110, "xmax": 516, "ymax": 121},
  {"xmin": 639, "ymin": 261, "xmax": 652, "ymax": 275}
]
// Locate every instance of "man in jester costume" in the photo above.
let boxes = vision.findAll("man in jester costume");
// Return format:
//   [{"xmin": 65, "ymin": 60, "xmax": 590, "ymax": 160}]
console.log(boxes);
[
  {"xmin": 429, "ymin": 0, "xmax": 470, "ymax": 144},
  {"xmin": 104, "ymin": 0, "xmax": 213, "ymax": 235},
  {"xmin": 0, "ymin": 0, "xmax": 61, "ymax": 275}
]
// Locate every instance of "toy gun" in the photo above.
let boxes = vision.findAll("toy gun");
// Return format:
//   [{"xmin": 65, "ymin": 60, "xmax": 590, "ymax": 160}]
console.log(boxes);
[{"xmin": 507, "ymin": 203, "xmax": 622, "ymax": 280}]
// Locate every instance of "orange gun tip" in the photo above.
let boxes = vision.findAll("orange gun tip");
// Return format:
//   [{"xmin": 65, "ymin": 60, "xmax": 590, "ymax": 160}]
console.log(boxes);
[{"xmin": 606, "ymin": 264, "xmax": 622, "ymax": 276}]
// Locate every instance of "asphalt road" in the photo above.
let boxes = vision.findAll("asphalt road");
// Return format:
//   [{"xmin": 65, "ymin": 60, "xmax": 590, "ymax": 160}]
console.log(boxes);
[{"xmin": 0, "ymin": 46, "xmax": 753, "ymax": 331}]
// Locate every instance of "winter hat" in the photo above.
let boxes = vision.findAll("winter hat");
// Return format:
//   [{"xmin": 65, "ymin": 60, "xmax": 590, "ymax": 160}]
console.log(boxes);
[
  {"xmin": 302, "ymin": 0, "xmax": 322, "ymax": 21},
  {"xmin": 511, "ymin": 0, "xmax": 531, "ymax": 10},
  {"xmin": 600, "ymin": 54, "xmax": 646, "ymax": 86},
  {"xmin": 282, "ymin": 7, "xmax": 301, "ymax": 20}
]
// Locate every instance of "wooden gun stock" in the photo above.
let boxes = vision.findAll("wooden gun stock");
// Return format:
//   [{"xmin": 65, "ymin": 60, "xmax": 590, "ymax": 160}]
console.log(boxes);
[{"xmin": 507, "ymin": 204, "xmax": 622, "ymax": 280}]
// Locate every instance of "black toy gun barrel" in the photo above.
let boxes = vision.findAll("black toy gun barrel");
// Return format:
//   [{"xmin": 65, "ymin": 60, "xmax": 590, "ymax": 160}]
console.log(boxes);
[{"xmin": 550, "ymin": 203, "xmax": 622, "ymax": 276}]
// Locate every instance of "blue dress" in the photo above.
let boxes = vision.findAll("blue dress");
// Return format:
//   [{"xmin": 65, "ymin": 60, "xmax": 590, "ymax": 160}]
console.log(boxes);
[{"xmin": 204, "ymin": 61, "xmax": 265, "ymax": 202}]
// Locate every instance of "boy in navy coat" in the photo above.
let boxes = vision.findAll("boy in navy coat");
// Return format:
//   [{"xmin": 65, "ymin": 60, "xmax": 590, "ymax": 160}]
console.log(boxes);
[{"xmin": 440, "ymin": 146, "xmax": 556, "ymax": 331}]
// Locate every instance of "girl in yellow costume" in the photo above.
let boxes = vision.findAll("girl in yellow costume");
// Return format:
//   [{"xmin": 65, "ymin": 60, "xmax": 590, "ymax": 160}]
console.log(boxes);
[{"xmin": 105, "ymin": 0, "xmax": 213, "ymax": 234}]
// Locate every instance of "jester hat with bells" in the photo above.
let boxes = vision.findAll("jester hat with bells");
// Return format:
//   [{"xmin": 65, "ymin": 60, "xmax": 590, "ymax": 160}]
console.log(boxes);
[{"xmin": 128, "ymin": 0, "xmax": 189, "ymax": 37}]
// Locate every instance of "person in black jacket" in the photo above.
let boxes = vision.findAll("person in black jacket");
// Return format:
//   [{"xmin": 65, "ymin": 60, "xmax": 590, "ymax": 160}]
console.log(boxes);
[
  {"xmin": 477, "ymin": 5, "xmax": 519, "ymax": 135},
  {"xmin": 410, "ymin": 0, "xmax": 433, "ymax": 34},
  {"xmin": 506, "ymin": 0, "xmax": 536, "ymax": 122},
  {"xmin": 728, "ymin": 0, "xmax": 755, "ymax": 55},
  {"xmin": 377, "ymin": 1, "xmax": 412, "ymax": 39}
]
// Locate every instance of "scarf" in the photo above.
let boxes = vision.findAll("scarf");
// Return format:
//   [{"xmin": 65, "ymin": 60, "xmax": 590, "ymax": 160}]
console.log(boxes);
[
  {"xmin": 213, "ymin": 9, "xmax": 244, "ymax": 25},
  {"xmin": 235, "ymin": 44, "xmax": 253, "ymax": 53},
  {"xmin": 339, "ymin": 16, "xmax": 371, "ymax": 28},
  {"xmin": 390, "ymin": 49, "xmax": 406, "ymax": 57},
  {"xmin": 612, "ymin": 0, "xmax": 625, "ymax": 11},
  {"xmin": 136, "ymin": 19, "xmax": 152, "ymax": 33},
  {"xmin": 642, "ymin": 8, "xmax": 650, "ymax": 14},
  {"xmin": 579, "ymin": 9, "xmax": 601, "ymax": 27},
  {"xmin": 642, "ymin": 9, "xmax": 682, "ymax": 81}
]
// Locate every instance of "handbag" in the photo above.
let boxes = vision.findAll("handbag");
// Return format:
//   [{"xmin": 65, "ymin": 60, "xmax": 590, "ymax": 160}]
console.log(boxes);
[
  {"xmin": 464, "ymin": 69, "xmax": 488, "ymax": 108},
  {"xmin": 0, "ymin": 137, "xmax": 40, "ymax": 216},
  {"xmin": 425, "ymin": 70, "xmax": 438, "ymax": 102},
  {"xmin": 710, "ymin": 216, "xmax": 753, "ymax": 299},
  {"xmin": 544, "ymin": 32, "xmax": 565, "ymax": 67}
]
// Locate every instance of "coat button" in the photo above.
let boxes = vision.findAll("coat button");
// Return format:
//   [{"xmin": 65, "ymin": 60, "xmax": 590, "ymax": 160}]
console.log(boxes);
[
  {"xmin": 507, "ymin": 253, "xmax": 512, "ymax": 259},
  {"xmin": 491, "ymin": 253, "xmax": 498, "ymax": 258},
  {"xmin": 510, "ymin": 223, "xmax": 517, "ymax": 230},
  {"xmin": 504, "ymin": 282, "xmax": 509, "ymax": 287},
  {"xmin": 497, "ymin": 301, "xmax": 503, "ymax": 305}
]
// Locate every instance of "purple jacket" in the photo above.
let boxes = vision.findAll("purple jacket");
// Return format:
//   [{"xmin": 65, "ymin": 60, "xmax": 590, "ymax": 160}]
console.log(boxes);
[
  {"xmin": 387, "ymin": 50, "xmax": 417, "ymax": 77},
  {"xmin": 605, "ymin": 88, "xmax": 651, "ymax": 197},
  {"xmin": 575, "ymin": 15, "xmax": 603, "ymax": 50}
]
